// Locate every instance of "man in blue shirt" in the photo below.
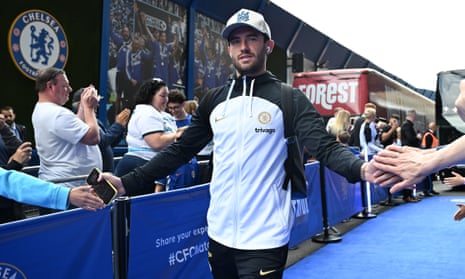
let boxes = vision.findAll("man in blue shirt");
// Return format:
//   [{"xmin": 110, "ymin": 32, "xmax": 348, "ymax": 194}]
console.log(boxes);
[{"xmin": 0, "ymin": 168, "xmax": 104, "ymax": 218}]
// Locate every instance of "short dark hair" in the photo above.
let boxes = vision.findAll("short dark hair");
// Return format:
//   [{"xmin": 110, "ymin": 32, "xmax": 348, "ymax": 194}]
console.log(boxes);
[
  {"xmin": 168, "ymin": 89, "xmax": 186, "ymax": 104},
  {"xmin": 337, "ymin": 131, "xmax": 350, "ymax": 145},
  {"xmin": 0, "ymin": 105, "xmax": 13, "ymax": 112},
  {"xmin": 364, "ymin": 102, "xmax": 376, "ymax": 109},
  {"xmin": 390, "ymin": 114, "xmax": 400, "ymax": 121},
  {"xmin": 134, "ymin": 78, "xmax": 167, "ymax": 105},
  {"xmin": 35, "ymin": 67, "xmax": 65, "ymax": 92}
]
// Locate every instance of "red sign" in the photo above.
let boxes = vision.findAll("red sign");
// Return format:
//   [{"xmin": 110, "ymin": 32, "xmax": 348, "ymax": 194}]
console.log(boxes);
[{"xmin": 293, "ymin": 71, "xmax": 368, "ymax": 116}]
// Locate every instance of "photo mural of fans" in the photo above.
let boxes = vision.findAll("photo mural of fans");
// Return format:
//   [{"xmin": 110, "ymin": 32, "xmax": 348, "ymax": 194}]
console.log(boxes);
[
  {"xmin": 193, "ymin": 12, "xmax": 232, "ymax": 102},
  {"xmin": 107, "ymin": 0, "xmax": 232, "ymax": 122}
]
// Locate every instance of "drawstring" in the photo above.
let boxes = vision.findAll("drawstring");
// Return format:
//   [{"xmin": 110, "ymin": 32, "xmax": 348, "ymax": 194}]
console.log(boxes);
[
  {"xmin": 220, "ymin": 79, "xmax": 236, "ymax": 119},
  {"xmin": 221, "ymin": 76, "xmax": 255, "ymax": 119},
  {"xmin": 248, "ymin": 78, "xmax": 255, "ymax": 118}
]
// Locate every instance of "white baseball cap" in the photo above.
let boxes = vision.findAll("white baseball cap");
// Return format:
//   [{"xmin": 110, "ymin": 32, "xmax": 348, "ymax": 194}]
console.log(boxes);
[{"xmin": 221, "ymin": 9, "xmax": 271, "ymax": 40}]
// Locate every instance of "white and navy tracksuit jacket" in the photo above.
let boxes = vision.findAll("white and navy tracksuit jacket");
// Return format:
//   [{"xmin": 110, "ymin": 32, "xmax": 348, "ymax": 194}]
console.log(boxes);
[{"xmin": 122, "ymin": 71, "xmax": 364, "ymax": 250}]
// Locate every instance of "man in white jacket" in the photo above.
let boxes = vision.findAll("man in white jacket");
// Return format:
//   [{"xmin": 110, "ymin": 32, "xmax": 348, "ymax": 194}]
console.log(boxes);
[{"xmin": 100, "ymin": 8, "xmax": 394, "ymax": 279}]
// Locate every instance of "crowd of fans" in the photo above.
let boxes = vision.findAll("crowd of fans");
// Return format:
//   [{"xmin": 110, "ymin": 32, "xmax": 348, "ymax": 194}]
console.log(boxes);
[
  {"xmin": 0, "ymin": 66, "xmax": 207, "ymax": 223},
  {"xmin": 325, "ymin": 103, "xmax": 444, "ymax": 203},
  {"xmin": 108, "ymin": 0, "xmax": 232, "ymax": 119},
  {"xmin": 1, "ymin": 0, "xmax": 234, "ymax": 224}
]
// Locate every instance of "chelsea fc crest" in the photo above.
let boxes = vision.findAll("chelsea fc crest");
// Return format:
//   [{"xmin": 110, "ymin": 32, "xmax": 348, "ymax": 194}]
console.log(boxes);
[
  {"xmin": 8, "ymin": 9, "xmax": 68, "ymax": 80},
  {"xmin": 0, "ymin": 262, "xmax": 27, "ymax": 278}
]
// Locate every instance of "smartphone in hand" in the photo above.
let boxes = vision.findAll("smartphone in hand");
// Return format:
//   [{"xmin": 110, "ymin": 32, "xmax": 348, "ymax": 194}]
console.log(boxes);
[{"xmin": 86, "ymin": 168, "xmax": 118, "ymax": 205}]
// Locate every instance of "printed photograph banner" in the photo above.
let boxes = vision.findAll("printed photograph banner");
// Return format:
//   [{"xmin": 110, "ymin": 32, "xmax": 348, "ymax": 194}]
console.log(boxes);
[
  {"xmin": 0, "ymin": 208, "xmax": 113, "ymax": 278},
  {"xmin": 127, "ymin": 185, "xmax": 212, "ymax": 279}
]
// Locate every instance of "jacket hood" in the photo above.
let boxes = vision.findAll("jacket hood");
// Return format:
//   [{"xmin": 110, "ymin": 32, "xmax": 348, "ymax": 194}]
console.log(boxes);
[{"xmin": 220, "ymin": 71, "xmax": 281, "ymax": 119}]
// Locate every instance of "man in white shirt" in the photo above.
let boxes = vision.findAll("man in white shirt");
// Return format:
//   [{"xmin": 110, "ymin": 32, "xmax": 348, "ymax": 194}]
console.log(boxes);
[{"xmin": 32, "ymin": 67, "xmax": 102, "ymax": 188}]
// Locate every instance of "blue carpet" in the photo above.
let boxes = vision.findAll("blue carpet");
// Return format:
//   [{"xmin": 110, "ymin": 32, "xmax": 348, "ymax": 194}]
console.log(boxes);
[{"xmin": 284, "ymin": 196, "xmax": 465, "ymax": 278}]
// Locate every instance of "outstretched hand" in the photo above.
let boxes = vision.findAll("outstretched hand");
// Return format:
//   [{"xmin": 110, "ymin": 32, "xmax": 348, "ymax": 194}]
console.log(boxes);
[
  {"xmin": 372, "ymin": 145, "xmax": 435, "ymax": 193},
  {"xmin": 69, "ymin": 186, "xmax": 105, "ymax": 211},
  {"xmin": 444, "ymin": 171, "xmax": 465, "ymax": 188},
  {"xmin": 364, "ymin": 160, "xmax": 402, "ymax": 188}
]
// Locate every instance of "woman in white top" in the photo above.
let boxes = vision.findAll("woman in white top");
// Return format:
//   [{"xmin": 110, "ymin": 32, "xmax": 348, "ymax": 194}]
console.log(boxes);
[{"xmin": 114, "ymin": 78, "xmax": 184, "ymax": 195}]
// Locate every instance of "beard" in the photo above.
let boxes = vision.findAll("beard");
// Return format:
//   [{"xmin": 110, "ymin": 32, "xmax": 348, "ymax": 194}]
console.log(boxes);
[{"xmin": 233, "ymin": 50, "xmax": 267, "ymax": 77}]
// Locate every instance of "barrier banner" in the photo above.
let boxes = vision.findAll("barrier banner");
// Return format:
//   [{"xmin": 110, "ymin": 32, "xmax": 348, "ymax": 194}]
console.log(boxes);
[
  {"xmin": 370, "ymin": 182, "xmax": 389, "ymax": 205},
  {"xmin": 0, "ymin": 208, "xmax": 113, "ymax": 278},
  {"xmin": 289, "ymin": 162, "xmax": 322, "ymax": 248},
  {"xmin": 324, "ymin": 167, "xmax": 363, "ymax": 226},
  {"xmin": 127, "ymin": 185, "xmax": 212, "ymax": 279}
]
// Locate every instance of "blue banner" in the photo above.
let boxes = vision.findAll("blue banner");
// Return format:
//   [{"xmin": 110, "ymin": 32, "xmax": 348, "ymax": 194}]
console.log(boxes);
[
  {"xmin": 127, "ymin": 185, "xmax": 212, "ymax": 279},
  {"xmin": 0, "ymin": 207, "xmax": 113, "ymax": 278},
  {"xmin": 289, "ymin": 162, "xmax": 322, "ymax": 248},
  {"xmin": 324, "ymin": 167, "xmax": 363, "ymax": 226},
  {"xmin": 370, "ymin": 182, "xmax": 389, "ymax": 205}
]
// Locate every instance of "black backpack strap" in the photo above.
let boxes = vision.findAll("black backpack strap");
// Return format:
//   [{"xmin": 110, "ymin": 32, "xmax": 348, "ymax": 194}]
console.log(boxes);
[
  {"xmin": 281, "ymin": 83, "xmax": 294, "ymax": 189},
  {"xmin": 281, "ymin": 83, "xmax": 294, "ymax": 138},
  {"xmin": 280, "ymin": 83, "xmax": 308, "ymax": 197}
]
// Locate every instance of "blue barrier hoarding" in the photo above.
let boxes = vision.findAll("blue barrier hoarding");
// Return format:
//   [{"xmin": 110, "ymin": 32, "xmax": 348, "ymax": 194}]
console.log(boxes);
[
  {"xmin": 289, "ymin": 162, "xmax": 322, "ymax": 248},
  {"xmin": 324, "ymin": 167, "xmax": 363, "ymax": 226},
  {"xmin": 127, "ymin": 164, "xmax": 327, "ymax": 275},
  {"xmin": 127, "ymin": 185, "xmax": 212, "ymax": 279},
  {"xmin": 0, "ymin": 162, "xmax": 364, "ymax": 277},
  {"xmin": 370, "ymin": 182, "xmax": 389, "ymax": 205},
  {"xmin": 0, "ymin": 207, "xmax": 113, "ymax": 278}
]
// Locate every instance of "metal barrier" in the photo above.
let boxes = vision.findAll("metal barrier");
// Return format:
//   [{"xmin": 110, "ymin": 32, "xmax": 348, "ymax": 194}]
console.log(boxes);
[
  {"xmin": 21, "ymin": 157, "xmax": 210, "ymax": 184},
  {"xmin": 21, "ymin": 156, "xmax": 124, "ymax": 182}
]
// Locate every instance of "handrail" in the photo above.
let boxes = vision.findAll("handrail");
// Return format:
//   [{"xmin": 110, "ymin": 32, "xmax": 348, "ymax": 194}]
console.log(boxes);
[{"xmin": 20, "ymin": 157, "xmax": 211, "ymax": 184}]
